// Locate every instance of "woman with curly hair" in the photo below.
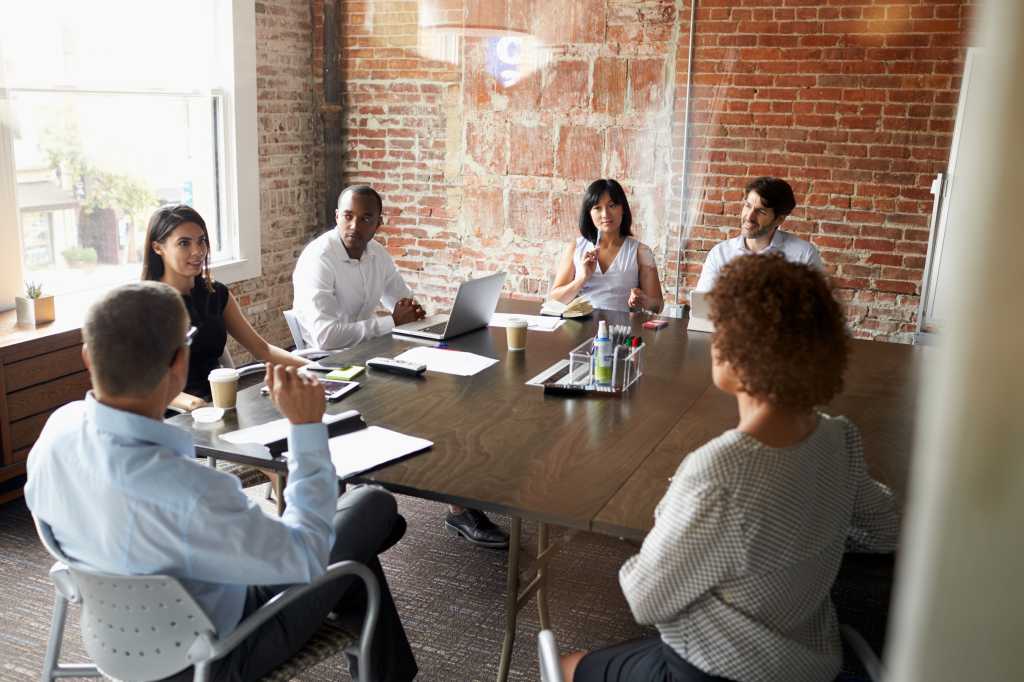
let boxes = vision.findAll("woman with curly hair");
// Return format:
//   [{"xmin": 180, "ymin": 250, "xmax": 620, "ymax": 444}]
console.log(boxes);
[{"xmin": 561, "ymin": 254, "xmax": 901, "ymax": 682}]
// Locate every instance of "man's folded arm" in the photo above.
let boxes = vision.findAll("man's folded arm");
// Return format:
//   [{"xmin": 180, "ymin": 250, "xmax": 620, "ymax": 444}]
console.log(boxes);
[
  {"xmin": 295, "ymin": 253, "xmax": 392, "ymax": 349},
  {"xmin": 182, "ymin": 423, "xmax": 338, "ymax": 586}
]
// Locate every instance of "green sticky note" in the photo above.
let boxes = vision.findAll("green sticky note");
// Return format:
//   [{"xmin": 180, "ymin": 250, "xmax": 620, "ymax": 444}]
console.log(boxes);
[{"xmin": 326, "ymin": 366, "xmax": 365, "ymax": 381}]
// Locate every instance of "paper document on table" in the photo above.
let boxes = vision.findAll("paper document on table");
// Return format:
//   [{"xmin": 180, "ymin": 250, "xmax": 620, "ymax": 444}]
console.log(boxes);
[
  {"xmin": 222, "ymin": 410, "xmax": 360, "ymax": 445},
  {"xmin": 327, "ymin": 426, "xmax": 433, "ymax": 479},
  {"xmin": 489, "ymin": 313, "xmax": 565, "ymax": 332},
  {"xmin": 394, "ymin": 346, "xmax": 498, "ymax": 376}
]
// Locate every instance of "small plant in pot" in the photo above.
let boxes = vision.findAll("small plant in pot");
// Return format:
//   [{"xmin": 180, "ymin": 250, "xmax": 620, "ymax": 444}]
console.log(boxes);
[{"xmin": 16, "ymin": 281, "xmax": 56, "ymax": 326}]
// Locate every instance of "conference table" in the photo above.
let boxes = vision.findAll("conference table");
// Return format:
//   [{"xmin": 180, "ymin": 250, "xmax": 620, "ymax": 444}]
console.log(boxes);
[{"xmin": 169, "ymin": 299, "xmax": 926, "ymax": 681}]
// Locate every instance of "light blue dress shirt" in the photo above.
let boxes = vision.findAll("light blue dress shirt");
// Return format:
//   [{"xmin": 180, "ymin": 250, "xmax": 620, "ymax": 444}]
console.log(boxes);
[
  {"xmin": 25, "ymin": 393, "xmax": 338, "ymax": 636},
  {"xmin": 694, "ymin": 229, "xmax": 824, "ymax": 293}
]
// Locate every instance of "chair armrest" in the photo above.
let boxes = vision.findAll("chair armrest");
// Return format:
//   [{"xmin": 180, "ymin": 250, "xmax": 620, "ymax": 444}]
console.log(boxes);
[
  {"xmin": 48, "ymin": 561, "xmax": 81, "ymax": 603},
  {"xmin": 194, "ymin": 560, "xmax": 380, "ymax": 679},
  {"xmin": 840, "ymin": 624, "xmax": 885, "ymax": 681}
]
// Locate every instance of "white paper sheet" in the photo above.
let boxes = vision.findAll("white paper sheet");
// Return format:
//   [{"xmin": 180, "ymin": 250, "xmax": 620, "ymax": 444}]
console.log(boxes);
[
  {"xmin": 326, "ymin": 426, "xmax": 433, "ymax": 479},
  {"xmin": 489, "ymin": 312, "xmax": 565, "ymax": 332},
  {"xmin": 222, "ymin": 410, "xmax": 360, "ymax": 445},
  {"xmin": 394, "ymin": 346, "xmax": 498, "ymax": 376}
]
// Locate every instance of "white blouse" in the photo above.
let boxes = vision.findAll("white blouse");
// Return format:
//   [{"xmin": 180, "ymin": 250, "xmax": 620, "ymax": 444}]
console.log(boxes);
[{"xmin": 572, "ymin": 236, "xmax": 655, "ymax": 312}]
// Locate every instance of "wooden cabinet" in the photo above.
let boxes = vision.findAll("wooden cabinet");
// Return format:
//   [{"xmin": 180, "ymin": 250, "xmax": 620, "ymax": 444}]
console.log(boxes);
[{"xmin": 0, "ymin": 309, "xmax": 90, "ymax": 504}]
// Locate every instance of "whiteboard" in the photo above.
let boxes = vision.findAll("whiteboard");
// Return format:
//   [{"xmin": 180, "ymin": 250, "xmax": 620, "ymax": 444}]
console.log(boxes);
[{"xmin": 918, "ymin": 49, "xmax": 980, "ymax": 335}]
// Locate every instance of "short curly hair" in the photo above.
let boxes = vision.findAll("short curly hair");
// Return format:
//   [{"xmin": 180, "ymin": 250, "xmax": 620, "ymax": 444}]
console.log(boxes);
[{"xmin": 708, "ymin": 253, "xmax": 848, "ymax": 411}]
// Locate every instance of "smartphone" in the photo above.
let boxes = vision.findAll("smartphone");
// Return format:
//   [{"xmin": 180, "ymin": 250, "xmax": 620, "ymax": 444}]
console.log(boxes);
[
  {"xmin": 261, "ymin": 379, "xmax": 360, "ymax": 402},
  {"xmin": 320, "ymin": 379, "xmax": 360, "ymax": 402}
]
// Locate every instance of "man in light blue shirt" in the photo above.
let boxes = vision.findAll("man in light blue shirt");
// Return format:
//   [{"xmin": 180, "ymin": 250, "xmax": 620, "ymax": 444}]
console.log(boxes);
[
  {"xmin": 694, "ymin": 176, "xmax": 824, "ymax": 293},
  {"xmin": 25, "ymin": 281, "xmax": 416, "ymax": 681}
]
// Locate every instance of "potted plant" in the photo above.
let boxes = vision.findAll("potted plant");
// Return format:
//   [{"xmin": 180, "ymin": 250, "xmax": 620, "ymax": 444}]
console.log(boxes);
[
  {"xmin": 16, "ymin": 281, "xmax": 56, "ymax": 326},
  {"xmin": 61, "ymin": 245, "xmax": 98, "ymax": 270}
]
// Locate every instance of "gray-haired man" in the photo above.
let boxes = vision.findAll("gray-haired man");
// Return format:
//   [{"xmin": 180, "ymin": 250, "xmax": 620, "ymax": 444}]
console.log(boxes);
[{"xmin": 25, "ymin": 281, "xmax": 416, "ymax": 681}]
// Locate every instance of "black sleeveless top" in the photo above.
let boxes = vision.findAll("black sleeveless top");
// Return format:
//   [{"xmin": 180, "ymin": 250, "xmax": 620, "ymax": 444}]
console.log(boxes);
[{"xmin": 181, "ymin": 279, "xmax": 230, "ymax": 399}]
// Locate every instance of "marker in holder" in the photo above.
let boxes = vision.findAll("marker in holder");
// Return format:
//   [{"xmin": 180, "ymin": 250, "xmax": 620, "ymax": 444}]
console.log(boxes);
[{"xmin": 565, "ymin": 334, "xmax": 643, "ymax": 394}]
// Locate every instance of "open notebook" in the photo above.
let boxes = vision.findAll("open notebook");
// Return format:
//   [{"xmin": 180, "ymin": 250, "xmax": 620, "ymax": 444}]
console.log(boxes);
[{"xmin": 222, "ymin": 410, "xmax": 432, "ymax": 480}]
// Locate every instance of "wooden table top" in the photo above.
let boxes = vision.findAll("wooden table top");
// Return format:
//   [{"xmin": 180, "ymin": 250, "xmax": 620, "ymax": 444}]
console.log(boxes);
[
  {"xmin": 592, "ymin": 338, "xmax": 928, "ymax": 539},
  {"xmin": 172, "ymin": 299, "xmax": 926, "ymax": 538}
]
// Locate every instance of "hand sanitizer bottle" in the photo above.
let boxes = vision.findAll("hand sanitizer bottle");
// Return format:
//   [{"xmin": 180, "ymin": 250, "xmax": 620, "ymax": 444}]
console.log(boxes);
[{"xmin": 594, "ymin": 320, "xmax": 613, "ymax": 387}]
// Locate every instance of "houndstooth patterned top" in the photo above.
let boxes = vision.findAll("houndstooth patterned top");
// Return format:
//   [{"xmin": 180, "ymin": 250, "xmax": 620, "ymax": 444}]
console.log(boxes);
[{"xmin": 619, "ymin": 413, "xmax": 900, "ymax": 682}]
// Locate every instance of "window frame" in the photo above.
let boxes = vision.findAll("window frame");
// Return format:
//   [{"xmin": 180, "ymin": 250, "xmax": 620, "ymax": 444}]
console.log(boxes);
[{"xmin": 0, "ymin": 0, "xmax": 260, "ymax": 308}]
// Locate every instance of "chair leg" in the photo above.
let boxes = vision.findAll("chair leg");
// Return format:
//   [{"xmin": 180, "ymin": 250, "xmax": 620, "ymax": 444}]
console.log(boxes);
[
  {"xmin": 272, "ymin": 474, "xmax": 286, "ymax": 516},
  {"xmin": 192, "ymin": 661, "xmax": 210, "ymax": 682},
  {"xmin": 40, "ymin": 592, "xmax": 68, "ymax": 682}
]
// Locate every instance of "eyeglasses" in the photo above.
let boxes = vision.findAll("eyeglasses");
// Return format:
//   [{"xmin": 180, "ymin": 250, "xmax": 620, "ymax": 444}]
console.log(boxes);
[{"xmin": 185, "ymin": 326, "xmax": 198, "ymax": 348}]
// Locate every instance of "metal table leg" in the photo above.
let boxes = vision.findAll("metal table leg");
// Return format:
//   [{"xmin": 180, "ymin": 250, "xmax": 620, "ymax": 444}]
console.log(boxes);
[{"xmin": 496, "ymin": 516, "xmax": 522, "ymax": 682}]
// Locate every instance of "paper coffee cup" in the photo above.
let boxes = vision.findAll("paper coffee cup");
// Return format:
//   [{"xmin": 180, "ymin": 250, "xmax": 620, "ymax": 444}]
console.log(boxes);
[
  {"xmin": 506, "ymin": 318, "xmax": 528, "ymax": 351},
  {"xmin": 208, "ymin": 367, "xmax": 240, "ymax": 409}
]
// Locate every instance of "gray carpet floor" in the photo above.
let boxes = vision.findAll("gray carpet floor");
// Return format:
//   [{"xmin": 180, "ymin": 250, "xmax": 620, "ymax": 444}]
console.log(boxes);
[{"xmin": 0, "ymin": 487, "xmax": 651, "ymax": 681}]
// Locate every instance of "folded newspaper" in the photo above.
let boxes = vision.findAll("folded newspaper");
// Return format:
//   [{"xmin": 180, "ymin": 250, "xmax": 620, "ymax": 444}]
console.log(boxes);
[{"xmin": 539, "ymin": 296, "xmax": 593, "ymax": 318}]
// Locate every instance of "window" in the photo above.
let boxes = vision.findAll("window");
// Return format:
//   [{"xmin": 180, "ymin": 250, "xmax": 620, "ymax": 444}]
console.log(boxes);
[{"xmin": 0, "ymin": 0, "xmax": 258, "ymax": 304}]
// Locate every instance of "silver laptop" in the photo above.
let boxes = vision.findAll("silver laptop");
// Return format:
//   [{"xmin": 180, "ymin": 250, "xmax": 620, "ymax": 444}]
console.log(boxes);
[
  {"xmin": 392, "ymin": 272, "xmax": 506, "ymax": 341},
  {"xmin": 687, "ymin": 290, "xmax": 715, "ymax": 333}
]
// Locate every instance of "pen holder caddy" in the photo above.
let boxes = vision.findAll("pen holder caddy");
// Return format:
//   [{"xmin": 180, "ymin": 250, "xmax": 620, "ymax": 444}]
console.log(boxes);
[{"xmin": 566, "ymin": 337, "xmax": 643, "ymax": 394}]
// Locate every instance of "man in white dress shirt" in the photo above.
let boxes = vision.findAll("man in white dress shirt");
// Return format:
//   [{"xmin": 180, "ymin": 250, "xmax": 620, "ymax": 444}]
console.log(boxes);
[
  {"xmin": 293, "ymin": 185, "xmax": 510, "ymax": 549},
  {"xmin": 694, "ymin": 176, "xmax": 823, "ymax": 293},
  {"xmin": 292, "ymin": 185, "xmax": 426, "ymax": 350}
]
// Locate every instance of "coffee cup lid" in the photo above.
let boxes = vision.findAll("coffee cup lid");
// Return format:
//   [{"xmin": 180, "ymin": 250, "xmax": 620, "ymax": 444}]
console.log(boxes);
[
  {"xmin": 208, "ymin": 368, "xmax": 239, "ymax": 382},
  {"xmin": 191, "ymin": 406, "xmax": 225, "ymax": 423}
]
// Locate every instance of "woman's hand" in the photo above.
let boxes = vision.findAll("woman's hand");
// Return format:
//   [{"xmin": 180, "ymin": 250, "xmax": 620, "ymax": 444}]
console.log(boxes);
[
  {"xmin": 578, "ymin": 248, "xmax": 599, "ymax": 282},
  {"xmin": 628, "ymin": 287, "xmax": 648, "ymax": 311}
]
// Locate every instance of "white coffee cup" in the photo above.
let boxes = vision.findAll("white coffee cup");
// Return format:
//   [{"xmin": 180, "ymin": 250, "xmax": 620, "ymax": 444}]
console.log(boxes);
[
  {"xmin": 506, "ymin": 318, "xmax": 528, "ymax": 351},
  {"xmin": 208, "ymin": 367, "xmax": 240, "ymax": 409}
]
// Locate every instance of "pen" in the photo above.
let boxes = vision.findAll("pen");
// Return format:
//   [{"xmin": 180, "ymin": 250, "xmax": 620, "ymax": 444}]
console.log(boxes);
[{"xmin": 543, "ymin": 384, "xmax": 588, "ymax": 397}]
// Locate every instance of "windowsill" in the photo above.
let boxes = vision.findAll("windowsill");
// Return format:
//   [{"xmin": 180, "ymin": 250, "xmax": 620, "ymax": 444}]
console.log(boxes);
[{"xmin": 0, "ymin": 257, "xmax": 261, "ymax": 350}]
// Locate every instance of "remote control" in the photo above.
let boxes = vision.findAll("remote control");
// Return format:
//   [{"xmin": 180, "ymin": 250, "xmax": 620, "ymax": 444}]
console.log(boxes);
[{"xmin": 367, "ymin": 357, "xmax": 427, "ymax": 376}]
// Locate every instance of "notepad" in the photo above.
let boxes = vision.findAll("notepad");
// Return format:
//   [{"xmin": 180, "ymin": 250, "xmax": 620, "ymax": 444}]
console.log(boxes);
[
  {"xmin": 325, "ymin": 427, "xmax": 433, "ymax": 479},
  {"xmin": 540, "ymin": 296, "xmax": 593, "ymax": 318},
  {"xmin": 222, "ymin": 410, "xmax": 362, "ymax": 446},
  {"xmin": 326, "ymin": 365, "xmax": 365, "ymax": 381}
]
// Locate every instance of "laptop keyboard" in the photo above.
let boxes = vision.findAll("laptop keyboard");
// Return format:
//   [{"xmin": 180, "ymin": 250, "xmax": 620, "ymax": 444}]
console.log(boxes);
[{"xmin": 420, "ymin": 321, "xmax": 448, "ymax": 334}]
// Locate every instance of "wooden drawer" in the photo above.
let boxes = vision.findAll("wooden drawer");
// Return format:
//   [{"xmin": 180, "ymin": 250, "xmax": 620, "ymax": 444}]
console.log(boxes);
[
  {"xmin": 10, "ymin": 410, "xmax": 55, "ymax": 452},
  {"xmin": 6, "ymin": 371, "xmax": 91, "ymax": 422},
  {"xmin": 5, "ymin": 345, "xmax": 86, "ymax": 392}
]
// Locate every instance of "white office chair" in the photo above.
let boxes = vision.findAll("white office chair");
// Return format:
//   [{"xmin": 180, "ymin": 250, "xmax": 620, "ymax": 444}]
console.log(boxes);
[
  {"xmin": 537, "ymin": 630, "xmax": 564, "ymax": 682},
  {"xmin": 35, "ymin": 516, "xmax": 380, "ymax": 682},
  {"xmin": 282, "ymin": 309, "xmax": 308, "ymax": 351}
]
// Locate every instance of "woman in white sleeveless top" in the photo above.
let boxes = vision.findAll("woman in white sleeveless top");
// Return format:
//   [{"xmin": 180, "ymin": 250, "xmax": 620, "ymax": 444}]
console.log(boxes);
[{"xmin": 549, "ymin": 179, "xmax": 663, "ymax": 313}]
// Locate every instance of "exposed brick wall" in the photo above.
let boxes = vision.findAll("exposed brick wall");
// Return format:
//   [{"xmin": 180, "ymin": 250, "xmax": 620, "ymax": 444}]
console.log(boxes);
[
  {"xmin": 227, "ymin": 0, "xmax": 321, "ymax": 361},
  {"xmin": 303, "ymin": 0, "xmax": 973, "ymax": 343},
  {"xmin": 671, "ymin": 0, "xmax": 973, "ymax": 341}
]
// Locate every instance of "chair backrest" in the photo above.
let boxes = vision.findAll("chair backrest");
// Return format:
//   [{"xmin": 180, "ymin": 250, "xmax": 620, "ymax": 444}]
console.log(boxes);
[
  {"xmin": 282, "ymin": 309, "xmax": 308, "ymax": 351},
  {"xmin": 34, "ymin": 517, "xmax": 216, "ymax": 681},
  {"xmin": 537, "ymin": 630, "xmax": 564, "ymax": 682},
  {"xmin": 218, "ymin": 347, "xmax": 235, "ymax": 369}
]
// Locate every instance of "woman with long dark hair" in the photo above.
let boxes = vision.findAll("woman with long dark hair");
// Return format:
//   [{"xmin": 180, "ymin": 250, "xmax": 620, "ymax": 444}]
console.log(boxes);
[
  {"xmin": 548, "ymin": 178, "xmax": 663, "ymax": 313},
  {"xmin": 143, "ymin": 204, "xmax": 306, "ymax": 405}
]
